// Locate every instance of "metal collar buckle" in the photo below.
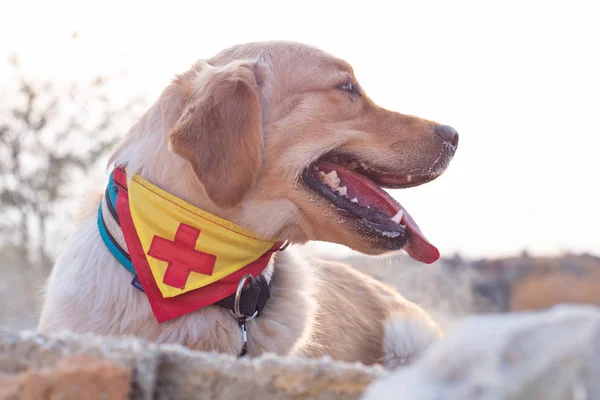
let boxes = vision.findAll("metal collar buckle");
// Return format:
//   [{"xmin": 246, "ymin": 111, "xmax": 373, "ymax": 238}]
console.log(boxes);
[{"xmin": 230, "ymin": 274, "xmax": 258, "ymax": 357}]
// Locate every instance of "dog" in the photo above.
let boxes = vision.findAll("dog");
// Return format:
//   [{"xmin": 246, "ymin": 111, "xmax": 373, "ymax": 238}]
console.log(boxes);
[{"xmin": 39, "ymin": 41, "xmax": 458, "ymax": 368}]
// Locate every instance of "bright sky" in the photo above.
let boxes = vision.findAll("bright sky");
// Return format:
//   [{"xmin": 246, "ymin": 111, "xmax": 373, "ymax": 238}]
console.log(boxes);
[{"xmin": 2, "ymin": 0, "xmax": 599, "ymax": 259}]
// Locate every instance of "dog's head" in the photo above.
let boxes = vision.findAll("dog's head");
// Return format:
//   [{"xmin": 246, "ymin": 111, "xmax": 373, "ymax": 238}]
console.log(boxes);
[{"xmin": 160, "ymin": 42, "xmax": 458, "ymax": 263}]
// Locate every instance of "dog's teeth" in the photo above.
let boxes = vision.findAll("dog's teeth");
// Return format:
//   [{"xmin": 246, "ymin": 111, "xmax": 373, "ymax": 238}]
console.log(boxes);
[
  {"xmin": 406, "ymin": 175, "xmax": 413, "ymax": 182},
  {"xmin": 323, "ymin": 170, "xmax": 340, "ymax": 189},
  {"xmin": 350, "ymin": 197, "xmax": 358, "ymax": 203},
  {"xmin": 335, "ymin": 186, "xmax": 347, "ymax": 197},
  {"xmin": 390, "ymin": 210, "xmax": 404, "ymax": 224},
  {"xmin": 381, "ymin": 231, "xmax": 401, "ymax": 238}
]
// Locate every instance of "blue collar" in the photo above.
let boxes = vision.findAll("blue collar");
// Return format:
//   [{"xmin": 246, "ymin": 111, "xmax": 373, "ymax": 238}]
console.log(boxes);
[{"xmin": 97, "ymin": 171, "xmax": 144, "ymax": 291}]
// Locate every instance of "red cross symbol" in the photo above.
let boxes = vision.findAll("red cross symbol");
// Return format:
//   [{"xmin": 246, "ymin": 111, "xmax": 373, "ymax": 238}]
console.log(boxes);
[{"xmin": 147, "ymin": 223, "xmax": 217, "ymax": 290}]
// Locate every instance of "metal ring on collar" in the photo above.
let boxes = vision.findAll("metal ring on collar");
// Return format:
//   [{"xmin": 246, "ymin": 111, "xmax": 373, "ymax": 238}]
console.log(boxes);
[{"xmin": 230, "ymin": 274, "xmax": 259, "ymax": 321}]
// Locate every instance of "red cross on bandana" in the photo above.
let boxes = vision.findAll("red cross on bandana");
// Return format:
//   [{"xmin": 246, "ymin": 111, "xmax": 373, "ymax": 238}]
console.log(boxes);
[{"xmin": 147, "ymin": 224, "xmax": 217, "ymax": 289}]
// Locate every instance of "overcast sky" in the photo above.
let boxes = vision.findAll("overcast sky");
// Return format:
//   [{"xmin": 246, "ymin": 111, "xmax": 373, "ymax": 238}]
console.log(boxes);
[{"xmin": 2, "ymin": 0, "xmax": 599, "ymax": 259}]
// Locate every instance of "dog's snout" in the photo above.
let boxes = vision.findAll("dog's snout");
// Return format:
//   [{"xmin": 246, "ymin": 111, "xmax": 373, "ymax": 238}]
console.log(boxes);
[{"xmin": 434, "ymin": 124, "xmax": 459, "ymax": 148}]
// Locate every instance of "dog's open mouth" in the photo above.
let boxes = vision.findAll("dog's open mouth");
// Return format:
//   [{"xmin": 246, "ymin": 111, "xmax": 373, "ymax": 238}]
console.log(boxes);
[{"xmin": 301, "ymin": 153, "xmax": 441, "ymax": 263}]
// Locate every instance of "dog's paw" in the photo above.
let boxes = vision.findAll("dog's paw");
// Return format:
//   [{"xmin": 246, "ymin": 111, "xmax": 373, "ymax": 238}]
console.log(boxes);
[{"xmin": 381, "ymin": 311, "xmax": 443, "ymax": 369}]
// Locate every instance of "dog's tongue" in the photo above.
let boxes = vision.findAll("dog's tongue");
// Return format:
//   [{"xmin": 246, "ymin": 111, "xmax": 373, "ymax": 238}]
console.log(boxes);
[
  {"xmin": 318, "ymin": 161, "xmax": 440, "ymax": 264},
  {"xmin": 399, "ymin": 210, "xmax": 440, "ymax": 264},
  {"xmin": 362, "ymin": 187, "xmax": 440, "ymax": 264}
]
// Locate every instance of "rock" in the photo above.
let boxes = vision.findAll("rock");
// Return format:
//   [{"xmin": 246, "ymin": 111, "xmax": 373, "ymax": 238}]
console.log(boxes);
[
  {"xmin": 0, "ymin": 329, "xmax": 383, "ymax": 400},
  {"xmin": 0, "ymin": 330, "xmax": 158, "ymax": 399},
  {"xmin": 363, "ymin": 305, "xmax": 600, "ymax": 400},
  {"xmin": 0, "ymin": 355, "xmax": 131, "ymax": 400},
  {"xmin": 154, "ymin": 346, "xmax": 379, "ymax": 400}
]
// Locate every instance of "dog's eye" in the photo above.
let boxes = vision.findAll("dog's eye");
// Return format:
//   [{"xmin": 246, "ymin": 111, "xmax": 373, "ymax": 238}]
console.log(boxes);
[{"xmin": 338, "ymin": 82, "xmax": 360, "ymax": 95}]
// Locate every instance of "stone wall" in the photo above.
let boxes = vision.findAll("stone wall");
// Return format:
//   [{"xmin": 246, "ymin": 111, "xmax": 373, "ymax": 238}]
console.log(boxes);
[
  {"xmin": 2, "ymin": 305, "xmax": 599, "ymax": 399},
  {"xmin": 0, "ymin": 329, "xmax": 383, "ymax": 400}
]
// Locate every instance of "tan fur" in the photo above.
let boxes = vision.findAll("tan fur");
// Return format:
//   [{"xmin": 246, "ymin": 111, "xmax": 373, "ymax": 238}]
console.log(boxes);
[
  {"xmin": 169, "ymin": 61, "xmax": 265, "ymax": 208},
  {"xmin": 304, "ymin": 259, "xmax": 444, "ymax": 365},
  {"xmin": 40, "ymin": 41, "xmax": 452, "ymax": 368}
]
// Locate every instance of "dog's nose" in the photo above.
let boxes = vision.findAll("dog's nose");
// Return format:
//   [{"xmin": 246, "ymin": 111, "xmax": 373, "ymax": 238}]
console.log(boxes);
[{"xmin": 434, "ymin": 124, "xmax": 459, "ymax": 147}]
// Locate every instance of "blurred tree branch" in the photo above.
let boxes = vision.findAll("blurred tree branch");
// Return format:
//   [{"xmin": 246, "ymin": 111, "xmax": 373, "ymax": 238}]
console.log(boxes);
[{"xmin": 0, "ymin": 55, "xmax": 144, "ymax": 268}]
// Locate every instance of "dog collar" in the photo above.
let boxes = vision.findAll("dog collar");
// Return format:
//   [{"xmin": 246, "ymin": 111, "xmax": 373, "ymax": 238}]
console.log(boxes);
[{"xmin": 98, "ymin": 166, "xmax": 284, "ymax": 323}]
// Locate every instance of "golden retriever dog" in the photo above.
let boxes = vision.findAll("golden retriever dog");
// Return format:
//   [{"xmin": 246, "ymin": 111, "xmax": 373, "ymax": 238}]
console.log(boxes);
[{"xmin": 39, "ymin": 41, "xmax": 458, "ymax": 368}]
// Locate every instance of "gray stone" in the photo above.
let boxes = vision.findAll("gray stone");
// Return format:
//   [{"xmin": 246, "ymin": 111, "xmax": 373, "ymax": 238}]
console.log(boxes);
[
  {"xmin": 363, "ymin": 305, "xmax": 600, "ymax": 400},
  {"xmin": 153, "ymin": 345, "xmax": 383, "ymax": 400}
]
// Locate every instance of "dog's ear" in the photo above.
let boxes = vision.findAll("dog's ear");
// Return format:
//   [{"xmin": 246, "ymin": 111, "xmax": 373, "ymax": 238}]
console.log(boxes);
[{"xmin": 168, "ymin": 60, "xmax": 265, "ymax": 209}]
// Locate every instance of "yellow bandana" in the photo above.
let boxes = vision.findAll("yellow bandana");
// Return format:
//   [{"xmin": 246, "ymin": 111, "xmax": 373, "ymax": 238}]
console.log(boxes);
[{"xmin": 127, "ymin": 174, "xmax": 276, "ymax": 299}]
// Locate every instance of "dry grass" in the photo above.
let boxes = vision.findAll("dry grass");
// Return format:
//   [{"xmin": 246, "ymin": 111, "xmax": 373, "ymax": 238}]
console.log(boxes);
[
  {"xmin": 510, "ymin": 255, "xmax": 600, "ymax": 311},
  {"xmin": 0, "ymin": 247, "xmax": 48, "ymax": 330}
]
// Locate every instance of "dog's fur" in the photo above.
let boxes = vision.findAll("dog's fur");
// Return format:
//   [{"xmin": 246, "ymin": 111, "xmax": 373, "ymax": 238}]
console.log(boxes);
[{"xmin": 39, "ymin": 42, "xmax": 453, "ymax": 368}]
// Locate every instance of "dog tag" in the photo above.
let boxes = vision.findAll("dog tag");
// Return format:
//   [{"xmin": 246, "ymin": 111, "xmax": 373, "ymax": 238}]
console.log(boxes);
[{"xmin": 238, "ymin": 318, "xmax": 248, "ymax": 357}]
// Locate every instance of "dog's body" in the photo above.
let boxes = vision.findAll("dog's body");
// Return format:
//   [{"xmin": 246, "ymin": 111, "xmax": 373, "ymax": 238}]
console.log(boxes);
[{"xmin": 39, "ymin": 42, "xmax": 457, "ymax": 368}]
